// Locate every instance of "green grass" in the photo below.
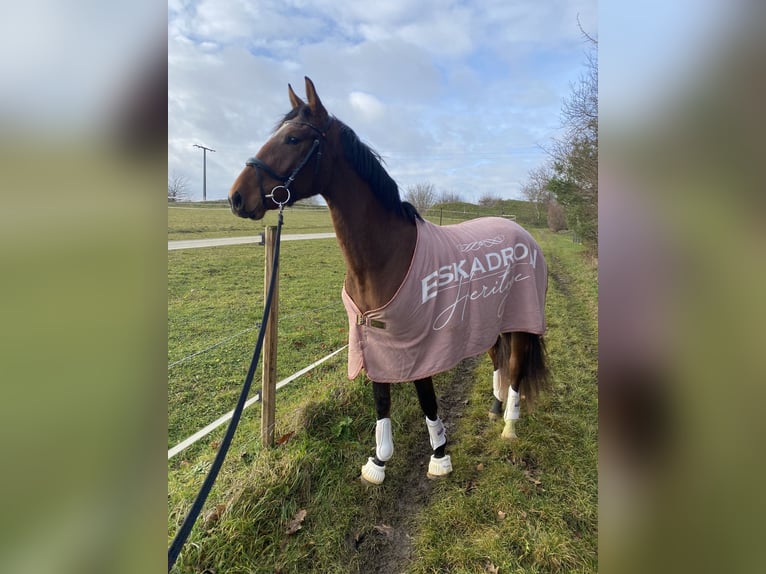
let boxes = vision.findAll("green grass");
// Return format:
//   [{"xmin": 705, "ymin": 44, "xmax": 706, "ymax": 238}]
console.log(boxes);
[
  {"xmin": 168, "ymin": 207, "xmax": 597, "ymax": 573},
  {"xmin": 168, "ymin": 199, "xmax": 545, "ymax": 241},
  {"xmin": 168, "ymin": 202, "xmax": 335, "ymax": 240},
  {"xmin": 168, "ymin": 238, "xmax": 347, "ymax": 454}
]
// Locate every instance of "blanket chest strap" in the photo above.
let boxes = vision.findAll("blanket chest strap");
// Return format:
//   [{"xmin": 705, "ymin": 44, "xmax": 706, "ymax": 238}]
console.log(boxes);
[{"xmin": 356, "ymin": 314, "xmax": 386, "ymax": 329}]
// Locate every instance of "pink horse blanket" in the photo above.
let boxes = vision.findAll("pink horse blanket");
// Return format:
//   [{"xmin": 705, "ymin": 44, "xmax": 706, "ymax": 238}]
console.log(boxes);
[{"xmin": 342, "ymin": 217, "xmax": 547, "ymax": 382}]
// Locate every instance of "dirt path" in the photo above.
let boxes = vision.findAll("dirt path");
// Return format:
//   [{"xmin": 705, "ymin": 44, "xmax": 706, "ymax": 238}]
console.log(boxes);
[{"xmin": 351, "ymin": 356, "xmax": 481, "ymax": 573}]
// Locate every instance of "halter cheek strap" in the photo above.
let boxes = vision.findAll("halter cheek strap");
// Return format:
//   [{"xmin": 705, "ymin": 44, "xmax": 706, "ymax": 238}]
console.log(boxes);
[{"xmin": 245, "ymin": 118, "xmax": 331, "ymax": 207}]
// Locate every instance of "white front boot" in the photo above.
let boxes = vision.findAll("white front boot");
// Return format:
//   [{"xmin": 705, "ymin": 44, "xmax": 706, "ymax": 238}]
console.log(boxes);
[
  {"xmin": 375, "ymin": 417, "xmax": 393, "ymax": 461},
  {"xmin": 425, "ymin": 416, "xmax": 446, "ymax": 450},
  {"xmin": 361, "ymin": 418, "xmax": 393, "ymax": 485},
  {"xmin": 425, "ymin": 416, "xmax": 452, "ymax": 478}
]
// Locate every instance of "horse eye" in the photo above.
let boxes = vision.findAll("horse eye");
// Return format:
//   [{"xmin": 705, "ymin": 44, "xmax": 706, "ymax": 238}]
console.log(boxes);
[{"xmin": 285, "ymin": 135, "xmax": 300, "ymax": 145}]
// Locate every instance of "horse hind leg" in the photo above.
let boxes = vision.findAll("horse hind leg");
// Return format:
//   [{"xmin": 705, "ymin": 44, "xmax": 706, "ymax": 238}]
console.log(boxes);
[
  {"xmin": 497, "ymin": 333, "xmax": 524, "ymax": 440},
  {"xmin": 488, "ymin": 335, "xmax": 511, "ymax": 421},
  {"xmin": 414, "ymin": 377, "xmax": 452, "ymax": 479},
  {"xmin": 361, "ymin": 382, "xmax": 393, "ymax": 485},
  {"xmin": 499, "ymin": 332, "xmax": 549, "ymax": 440}
]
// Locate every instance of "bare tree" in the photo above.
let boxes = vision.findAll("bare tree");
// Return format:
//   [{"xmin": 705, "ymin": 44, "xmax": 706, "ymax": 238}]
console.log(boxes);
[
  {"xmin": 404, "ymin": 182, "xmax": 437, "ymax": 213},
  {"xmin": 438, "ymin": 189, "xmax": 463, "ymax": 204},
  {"xmin": 521, "ymin": 164, "xmax": 554, "ymax": 224},
  {"xmin": 547, "ymin": 199, "xmax": 567, "ymax": 231},
  {"xmin": 168, "ymin": 171, "xmax": 189, "ymax": 202},
  {"xmin": 547, "ymin": 36, "xmax": 598, "ymax": 251},
  {"xmin": 478, "ymin": 193, "xmax": 501, "ymax": 207}
]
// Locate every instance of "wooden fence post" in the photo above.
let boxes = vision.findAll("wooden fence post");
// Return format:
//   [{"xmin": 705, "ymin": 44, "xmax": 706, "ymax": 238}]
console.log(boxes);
[{"xmin": 262, "ymin": 226, "xmax": 279, "ymax": 448}]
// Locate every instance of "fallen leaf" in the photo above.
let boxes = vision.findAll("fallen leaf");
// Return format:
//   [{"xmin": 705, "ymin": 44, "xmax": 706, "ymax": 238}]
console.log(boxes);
[
  {"xmin": 286, "ymin": 509, "xmax": 307, "ymax": 535},
  {"xmin": 485, "ymin": 562, "xmax": 499, "ymax": 574},
  {"xmin": 210, "ymin": 440, "xmax": 221, "ymax": 450},
  {"xmin": 276, "ymin": 431, "xmax": 295, "ymax": 446},
  {"xmin": 203, "ymin": 504, "xmax": 227, "ymax": 529},
  {"xmin": 497, "ymin": 510, "xmax": 507, "ymax": 520},
  {"xmin": 476, "ymin": 463, "xmax": 485, "ymax": 471},
  {"xmin": 524, "ymin": 470, "xmax": 542, "ymax": 485}
]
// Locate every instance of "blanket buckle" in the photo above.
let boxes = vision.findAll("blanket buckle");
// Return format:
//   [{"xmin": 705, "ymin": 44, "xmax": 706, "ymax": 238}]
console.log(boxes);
[{"xmin": 356, "ymin": 315, "xmax": 386, "ymax": 329}]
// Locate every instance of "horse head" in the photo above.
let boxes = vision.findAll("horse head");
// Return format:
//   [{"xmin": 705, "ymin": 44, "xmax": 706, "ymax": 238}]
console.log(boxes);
[{"xmin": 229, "ymin": 77, "xmax": 333, "ymax": 219}]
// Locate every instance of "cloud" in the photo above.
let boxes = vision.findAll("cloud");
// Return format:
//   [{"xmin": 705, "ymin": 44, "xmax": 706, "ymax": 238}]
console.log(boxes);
[
  {"xmin": 348, "ymin": 92, "xmax": 386, "ymax": 121},
  {"xmin": 168, "ymin": 0, "xmax": 597, "ymax": 202}
]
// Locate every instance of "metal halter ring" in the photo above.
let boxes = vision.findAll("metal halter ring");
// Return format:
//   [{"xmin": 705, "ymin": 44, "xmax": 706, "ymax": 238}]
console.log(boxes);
[{"xmin": 266, "ymin": 185, "xmax": 291, "ymax": 207}]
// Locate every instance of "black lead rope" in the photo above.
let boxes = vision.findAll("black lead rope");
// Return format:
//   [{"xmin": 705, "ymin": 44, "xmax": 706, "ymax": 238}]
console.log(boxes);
[{"xmin": 168, "ymin": 208, "xmax": 285, "ymax": 572}]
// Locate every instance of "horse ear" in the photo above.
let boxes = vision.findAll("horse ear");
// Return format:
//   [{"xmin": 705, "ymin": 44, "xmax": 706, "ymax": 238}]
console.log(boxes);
[
  {"xmin": 288, "ymin": 83, "xmax": 305, "ymax": 109},
  {"xmin": 304, "ymin": 76, "xmax": 328, "ymax": 120}
]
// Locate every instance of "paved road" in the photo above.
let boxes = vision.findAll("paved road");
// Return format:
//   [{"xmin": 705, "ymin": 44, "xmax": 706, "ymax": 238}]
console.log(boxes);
[{"xmin": 168, "ymin": 232, "xmax": 336, "ymax": 251}]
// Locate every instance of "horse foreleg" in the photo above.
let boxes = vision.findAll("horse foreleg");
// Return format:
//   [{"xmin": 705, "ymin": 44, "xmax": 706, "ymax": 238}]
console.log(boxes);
[
  {"xmin": 361, "ymin": 382, "xmax": 393, "ymax": 485},
  {"xmin": 414, "ymin": 378, "xmax": 452, "ymax": 479}
]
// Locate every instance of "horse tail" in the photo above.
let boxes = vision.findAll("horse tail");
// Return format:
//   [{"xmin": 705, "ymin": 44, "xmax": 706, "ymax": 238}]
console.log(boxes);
[
  {"xmin": 492, "ymin": 334, "xmax": 512, "ymax": 391},
  {"xmin": 517, "ymin": 333, "xmax": 549, "ymax": 408}
]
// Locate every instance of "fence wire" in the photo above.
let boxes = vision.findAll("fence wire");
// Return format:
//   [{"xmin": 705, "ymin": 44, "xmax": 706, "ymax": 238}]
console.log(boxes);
[{"xmin": 168, "ymin": 303, "xmax": 340, "ymax": 370}]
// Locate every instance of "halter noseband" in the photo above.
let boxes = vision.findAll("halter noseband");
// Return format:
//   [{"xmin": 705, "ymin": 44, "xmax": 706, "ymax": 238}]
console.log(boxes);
[{"xmin": 245, "ymin": 119, "xmax": 331, "ymax": 207}]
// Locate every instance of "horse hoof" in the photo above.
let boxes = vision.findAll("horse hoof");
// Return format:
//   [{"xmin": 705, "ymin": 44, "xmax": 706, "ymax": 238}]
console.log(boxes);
[
  {"xmin": 361, "ymin": 457, "xmax": 385, "ymax": 485},
  {"xmin": 501, "ymin": 421, "xmax": 518, "ymax": 440},
  {"xmin": 427, "ymin": 454, "xmax": 452, "ymax": 479},
  {"xmin": 501, "ymin": 429, "xmax": 518, "ymax": 440}
]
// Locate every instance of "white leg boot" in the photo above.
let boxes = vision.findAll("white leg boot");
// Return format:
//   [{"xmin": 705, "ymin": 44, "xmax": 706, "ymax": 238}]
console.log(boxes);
[
  {"xmin": 501, "ymin": 388, "xmax": 520, "ymax": 440},
  {"xmin": 426, "ymin": 417, "xmax": 452, "ymax": 478},
  {"xmin": 375, "ymin": 417, "xmax": 393, "ymax": 461},
  {"xmin": 361, "ymin": 418, "xmax": 393, "ymax": 485},
  {"xmin": 425, "ymin": 416, "xmax": 446, "ymax": 450}
]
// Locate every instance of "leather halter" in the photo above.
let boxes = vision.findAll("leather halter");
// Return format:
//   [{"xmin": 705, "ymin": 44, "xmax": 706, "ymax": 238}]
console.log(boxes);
[{"xmin": 245, "ymin": 118, "xmax": 332, "ymax": 207}]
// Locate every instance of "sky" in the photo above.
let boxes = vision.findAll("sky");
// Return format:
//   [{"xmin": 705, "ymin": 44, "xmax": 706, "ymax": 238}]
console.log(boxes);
[{"xmin": 168, "ymin": 0, "xmax": 597, "ymax": 204}]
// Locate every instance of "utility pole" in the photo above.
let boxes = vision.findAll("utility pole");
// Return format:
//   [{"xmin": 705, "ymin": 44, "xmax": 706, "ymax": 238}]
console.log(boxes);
[{"xmin": 192, "ymin": 144, "xmax": 215, "ymax": 201}]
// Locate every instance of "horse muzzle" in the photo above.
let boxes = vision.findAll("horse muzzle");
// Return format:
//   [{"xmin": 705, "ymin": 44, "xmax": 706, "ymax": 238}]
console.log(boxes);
[{"xmin": 228, "ymin": 189, "xmax": 264, "ymax": 220}]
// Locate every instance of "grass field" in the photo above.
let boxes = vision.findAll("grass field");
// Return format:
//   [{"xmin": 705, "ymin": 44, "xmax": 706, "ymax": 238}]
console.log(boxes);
[
  {"xmin": 168, "ymin": 202, "xmax": 336, "ymax": 240},
  {"xmin": 168, "ymin": 203, "xmax": 597, "ymax": 573},
  {"xmin": 168, "ymin": 198, "xmax": 547, "ymax": 241}
]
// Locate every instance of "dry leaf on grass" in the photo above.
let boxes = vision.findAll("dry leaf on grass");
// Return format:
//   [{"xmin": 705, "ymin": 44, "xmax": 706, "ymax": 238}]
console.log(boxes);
[
  {"xmin": 373, "ymin": 524, "xmax": 394, "ymax": 538},
  {"xmin": 485, "ymin": 562, "xmax": 499, "ymax": 573},
  {"xmin": 286, "ymin": 509, "xmax": 307, "ymax": 535},
  {"xmin": 497, "ymin": 510, "xmax": 507, "ymax": 520},
  {"xmin": 203, "ymin": 504, "xmax": 227, "ymax": 529},
  {"xmin": 523, "ymin": 470, "xmax": 542, "ymax": 485},
  {"xmin": 276, "ymin": 431, "xmax": 295, "ymax": 446}
]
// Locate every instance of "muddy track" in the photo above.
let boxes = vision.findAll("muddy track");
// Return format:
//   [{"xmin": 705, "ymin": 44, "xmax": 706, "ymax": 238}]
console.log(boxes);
[{"xmin": 352, "ymin": 356, "xmax": 482, "ymax": 573}]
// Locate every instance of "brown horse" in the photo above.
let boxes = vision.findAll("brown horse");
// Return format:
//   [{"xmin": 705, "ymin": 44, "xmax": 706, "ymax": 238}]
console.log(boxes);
[{"xmin": 229, "ymin": 77, "xmax": 548, "ymax": 484}]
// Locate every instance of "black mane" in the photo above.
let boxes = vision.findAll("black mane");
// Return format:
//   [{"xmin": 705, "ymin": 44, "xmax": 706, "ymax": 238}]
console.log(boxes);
[
  {"xmin": 275, "ymin": 108, "xmax": 421, "ymax": 224},
  {"xmin": 336, "ymin": 120, "xmax": 422, "ymax": 224}
]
